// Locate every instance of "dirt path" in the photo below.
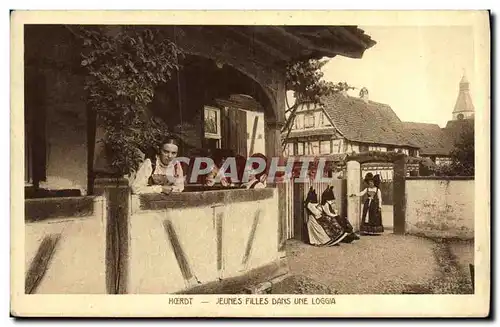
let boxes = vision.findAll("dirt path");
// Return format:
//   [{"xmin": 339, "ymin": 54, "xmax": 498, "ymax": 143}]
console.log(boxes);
[{"xmin": 284, "ymin": 234, "xmax": 474, "ymax": 294}]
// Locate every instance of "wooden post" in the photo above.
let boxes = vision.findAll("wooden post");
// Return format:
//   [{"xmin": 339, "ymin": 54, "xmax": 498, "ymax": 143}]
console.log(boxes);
[
  {"xmin": 86, "ymin": 106, "xmax": 97, "ymax": 195},
  {"xmin": 277, "ymin": 182, "xmax": 287, "ymax": 252},
  {"xmin": 393, "ymin": 156, "xmax": 406, "ymax": 234},
  {"xmin": 94, "ymin": 177, "xmax": 130, "ymax": 294}
]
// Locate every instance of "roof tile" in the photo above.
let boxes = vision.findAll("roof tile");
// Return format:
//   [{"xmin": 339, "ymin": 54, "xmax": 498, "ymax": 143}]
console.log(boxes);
[{"xmin": 321, "ymin": 94, "xmax": 416, "ymax": 147}]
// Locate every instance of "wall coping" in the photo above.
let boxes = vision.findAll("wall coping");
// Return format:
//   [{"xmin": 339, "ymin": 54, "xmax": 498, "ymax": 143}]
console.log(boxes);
[
  {"xmin": 25, "ymin": 195, "xmax": 101, "ymax": 223},
  {"xmin": 406, "ymin": 176, "xmax": 474, "ymax": 181},
  {"xmin": 134, "ymin": 188, "xmax": 276, "ymax": 211}
]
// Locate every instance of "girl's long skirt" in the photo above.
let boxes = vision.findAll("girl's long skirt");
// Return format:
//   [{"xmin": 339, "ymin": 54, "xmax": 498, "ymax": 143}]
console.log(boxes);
[
  {"xmin": 360, "ymin": 198, "xmax": 384, "ymax": 235},
  {"xmin": 306, "ymin": 214, "xmax": 347, "ymax": 246},
  {"xmin": 333, "ymin": 216, "xmax": 359, "ymax": 242}
]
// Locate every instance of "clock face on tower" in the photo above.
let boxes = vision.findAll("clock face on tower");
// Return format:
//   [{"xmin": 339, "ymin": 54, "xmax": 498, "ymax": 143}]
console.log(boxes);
[{"xmin": 457, "ymin": 113, "xmax": 464, "ymax": 120}]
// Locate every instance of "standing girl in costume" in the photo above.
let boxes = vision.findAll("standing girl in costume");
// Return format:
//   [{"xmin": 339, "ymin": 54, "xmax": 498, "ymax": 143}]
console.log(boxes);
[{"xmin": 349, "ymin": 173, "xmax": 384, "ymax": 235}]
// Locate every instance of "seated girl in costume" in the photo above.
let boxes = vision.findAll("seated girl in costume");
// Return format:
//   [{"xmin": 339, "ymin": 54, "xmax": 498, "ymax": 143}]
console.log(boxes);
[
  {"xmin": 204, "ymin": 149, "xmax": 235, "ymax": 187},
  {"xmin": 304, "ymin": 187, "xmax": 348, "ymax": 246},
  {"xmin": 320, "ymin": 186, "xmax": 360, "ymax": 243},
  {"xmin": 131, "ymin": 137, "xmax": 185, "ymax": 194},
  {"xmin": 241, "ymin": 153, "xmax": 268, "ymax": 189}
]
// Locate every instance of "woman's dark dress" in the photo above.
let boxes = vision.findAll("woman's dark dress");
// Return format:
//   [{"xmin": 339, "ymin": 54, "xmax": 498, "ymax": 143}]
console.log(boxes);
[
  {"xmin": 304, "ymin": 188, "xmax": 347, "ymax": 246},
  {"xmin": 314, "ymin": 213, "xmax": 347, "ymax": 245},
  {"xmin": 360, "ymin": 187, "xmax": 384, "ymax": 234}
]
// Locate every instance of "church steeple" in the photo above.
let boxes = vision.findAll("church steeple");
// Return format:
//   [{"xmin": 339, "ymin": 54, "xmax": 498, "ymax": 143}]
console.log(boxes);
[{"xmin": 452, "ymin": 72, "xmax": 475, "ymax": 120}]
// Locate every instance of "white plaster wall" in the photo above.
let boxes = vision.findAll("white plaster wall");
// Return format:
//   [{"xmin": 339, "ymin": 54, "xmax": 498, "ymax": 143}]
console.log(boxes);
[
  {"xmin": 128, "ymin": 190, "xmax": 279, "ymax": 294},
  {"xmin": 405, "ymin": 179, "xmax": 474, "ymax": 239},
  {"xmin": 24, "ymin": 197, "xmax": 106, "ymax": 293}
]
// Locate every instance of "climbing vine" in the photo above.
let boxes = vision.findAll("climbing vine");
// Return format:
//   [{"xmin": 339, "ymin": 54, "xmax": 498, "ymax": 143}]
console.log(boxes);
[
  {"xmin": 76, "ymin": 26, "xmax": 184, "ymax": 175},
  {"xmin": 282, "ymin": 59, "xmax": 354, "ymax": 150}
]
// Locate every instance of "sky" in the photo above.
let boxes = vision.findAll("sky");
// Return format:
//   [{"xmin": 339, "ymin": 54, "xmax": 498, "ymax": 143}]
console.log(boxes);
[{"xmin": 289, "ymin": 25, "xmax": 477, "ymax": 128}]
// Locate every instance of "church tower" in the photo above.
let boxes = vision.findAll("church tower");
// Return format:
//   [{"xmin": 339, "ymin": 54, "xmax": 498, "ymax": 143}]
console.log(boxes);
[{"xmin": 452, "ymin": 73, "xmax": 475, "ymax": 120}]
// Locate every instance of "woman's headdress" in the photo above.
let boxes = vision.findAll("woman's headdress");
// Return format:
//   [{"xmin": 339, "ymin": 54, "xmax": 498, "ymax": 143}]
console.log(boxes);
[
  {"xmin": 304, "ymin": 186, "xmax": 318, "ymax": 205},
  {"xmin": 304, "ymin": 187, "xmax": 319, "ymax": 215},
  {"xmin": 364, "ymin": 172, "xmax": 374, "ymax": 184},
  {"xmin": 320, "ymin": 186, "xmax": 335, "ymax": 205}
]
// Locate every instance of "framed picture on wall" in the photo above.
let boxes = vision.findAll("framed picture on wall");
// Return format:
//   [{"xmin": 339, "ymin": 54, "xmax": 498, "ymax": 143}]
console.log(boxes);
[
  {"xmin": 204, "ymin": 106, "xmax": 221, "ymax": 138},
  {"xmin": 204, "ymin": 106, "xmax": 221, "ymax": 150}
]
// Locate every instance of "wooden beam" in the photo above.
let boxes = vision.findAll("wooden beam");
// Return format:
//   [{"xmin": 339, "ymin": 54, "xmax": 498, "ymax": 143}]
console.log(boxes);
[
  {"xmin": 25, "ymin": 234, "xmax": 61, "ymax": 294},
  {"xmin": 105, "ymin": 181, "xmax": 129, "ymax": 294},
  {"xmin": 223, "ymin": 26, "xmax": 292, "ymax": 62},
  {"xmin": 164, "ymin": 219, "xmax": 199, "ymax": 287},
  {"xmin": 241, "ymin": 210, "xmax": 262, "ymax": 269},
  {"xmin": 249, "ymin": 115, "xmax": 259, "ymax": 155},
  {"xmin": 268, "ymin": 26, "xmax": 364, "ymax": 60}
]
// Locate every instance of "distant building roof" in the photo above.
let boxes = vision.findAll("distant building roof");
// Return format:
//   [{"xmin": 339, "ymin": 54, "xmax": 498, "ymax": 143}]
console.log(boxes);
[
  {"xmin": 442, "ymin": 119, "xmax": 475, "ymax": 146},
  {"xmin": 320, "ymin": 93, "xmax": 416, "ymax": 148},
  {"xmin": 453, "ymin": 74, "xmax": 475, "ymax": 114},
  {"xmin": 402, "ymin": 122, "xmax": 453, "ymax": 156}
]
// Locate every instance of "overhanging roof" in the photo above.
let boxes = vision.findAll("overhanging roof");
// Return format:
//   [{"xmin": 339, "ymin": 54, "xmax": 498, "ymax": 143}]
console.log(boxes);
[{"xmin": 203, "ymin": 25, "xmax": 377, "ymax": 64}]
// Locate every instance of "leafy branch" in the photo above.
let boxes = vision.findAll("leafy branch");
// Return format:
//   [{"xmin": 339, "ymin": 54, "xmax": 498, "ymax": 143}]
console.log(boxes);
[
  {"xmin": 75, "ymin": 26, "xmax": 185, "ymax": 175},
  {"xmin": 433, "ymin": 124, "xmax": 475, "ymax": 176},
  {"xmin": 282, "ymin": 59, "xmax": 354, "ymax": 151}
]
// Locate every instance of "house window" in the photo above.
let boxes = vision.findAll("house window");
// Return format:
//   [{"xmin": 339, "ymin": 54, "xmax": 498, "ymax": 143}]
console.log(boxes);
[
  {"xmin": 320, "ymin": 140, "xmax": 331, "ymax": 154},
  {"xmin": 307, "ymin": 141, "xmax": 320, "ymax": 155},
  {"xmin": 304, "ymin": 114, "xmax": 315, "ymax": 128},
  {"xmin": 204, "ymin": 106, "xmax": 221, "ymax": 149},
  {"xmin": 297, "ymin": 142, "xmax": 305, "ymax": 155},
  {"xmin": 369, "ymin": 145, "xmax": 386, "ymax": 152},
  {"xmin": 294, "ymin": 115, "xmax": 304, "ymax": 129},
  {"xmin": 409, "ymin": 149, "xmax": 417, "ymax": 157},
  {"xmin": 286, "ymin": 143, "xmax": 295, "ymax": 156},
  {"xmin": 319, "ymin": 112, "xmax": 331, "ymax": 127},
  {"xmin": 360, "ymin": 144, "xmax": 369, "ymax": 152},
  {"xmin": 331, "ymin": 139, "xmax": 343, "ymax": 154}
]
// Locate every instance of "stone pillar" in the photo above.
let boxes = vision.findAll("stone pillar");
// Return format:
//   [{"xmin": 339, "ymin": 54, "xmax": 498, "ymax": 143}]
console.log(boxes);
[
  {"xmin": 347, "ymin": 160, "xmax": 361, "ymax": 232},
  {"xmin": 94, "ymin": 177, "xmax": 130, "ymax": 294}
]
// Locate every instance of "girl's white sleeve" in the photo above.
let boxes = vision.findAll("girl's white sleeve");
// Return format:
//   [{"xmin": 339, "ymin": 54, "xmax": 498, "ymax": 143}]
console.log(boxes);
[
  {"xmin": 357, "ymin": 188, "xmax": 367, "ymax": 196},
  {"xmin": 322, "ymin": 203, "xmax": 337, "ymax": 217},
  {"xmin": 131, "ymin": 159, "xmax": 162, "ymax": 194},
  {"xmin": 378, "ymin": 189, "xmax": 383, "ymax": 207}
]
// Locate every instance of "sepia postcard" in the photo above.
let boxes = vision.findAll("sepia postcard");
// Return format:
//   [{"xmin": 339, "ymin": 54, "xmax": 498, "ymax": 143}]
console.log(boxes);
[{"xmin": 10, "ymin": 10, "xmax": 490, "ymax": 318}]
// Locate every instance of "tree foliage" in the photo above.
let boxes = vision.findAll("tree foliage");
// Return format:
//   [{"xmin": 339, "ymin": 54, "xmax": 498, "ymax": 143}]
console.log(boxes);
[
  {"xmin": 434, "ymin": 125, "xmax": 475, "ymax": 176},
  {"xmin": 282, "ymin": 59, "xmax": 354, "ymax": 149},
  {"xmin": 76, "ymin": 26, "xmax": 184, "ymax": 175}
]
